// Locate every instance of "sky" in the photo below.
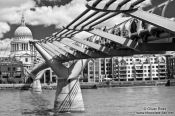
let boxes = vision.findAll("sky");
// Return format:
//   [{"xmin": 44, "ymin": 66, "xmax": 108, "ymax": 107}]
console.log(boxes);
[
  {"xmin": 0, "ymin": 0, "xmax": 174, "ymax": 57},
  {"xmin": 0, "ymin": 0, "xmax": 87, "ymax": 56}
]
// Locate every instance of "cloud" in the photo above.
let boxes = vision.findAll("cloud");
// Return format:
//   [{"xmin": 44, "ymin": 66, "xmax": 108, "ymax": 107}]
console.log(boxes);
[
  {"xmin": 0, "ymin": 0, "xmax": 86, "ymax": 26},
  {"xmin": 0, "ymin": 22, "xmax": 10, "ymax": 38},
  {"xmin": 0, "ymin": 0, "xmax": 34, "ymax": 10},
  {"xmin": 0, "ymin": 0, "xmax": 35, "ymax": 24},
  {"xmin": 0, "ymin": 38, "xmax": 11, "ymax": 57},
  {"xmin": 26, "ymin": 0, "xmax": 86, "ymax": 26},
  {"xmin": 0, "ymin": 0, "xmax": 35, "ymax": 40}
]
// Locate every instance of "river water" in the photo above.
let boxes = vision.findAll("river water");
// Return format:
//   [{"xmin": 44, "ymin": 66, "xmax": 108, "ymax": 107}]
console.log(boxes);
[{"xmin": 0, "ymin": 86, "xmax": 175, "ymax": 116}]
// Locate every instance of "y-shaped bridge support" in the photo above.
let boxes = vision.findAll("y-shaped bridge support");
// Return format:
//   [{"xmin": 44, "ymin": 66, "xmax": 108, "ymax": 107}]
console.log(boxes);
[
  {"xmin": 25, "ymin": 62, "xmax": 48, "ymax": 92},
  {"xmin": 54, "ymin": 59, "xmax": 88, "ymax": 113},
  {"xmin": 31, "ymin": 42, "xmax": 88, "ymax": 113}
]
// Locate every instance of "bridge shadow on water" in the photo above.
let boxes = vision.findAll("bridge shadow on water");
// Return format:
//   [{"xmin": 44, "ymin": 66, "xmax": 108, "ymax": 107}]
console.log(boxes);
[{"xmin": 21, "ymin": 90, "xmax": 74, "ymax": 116}]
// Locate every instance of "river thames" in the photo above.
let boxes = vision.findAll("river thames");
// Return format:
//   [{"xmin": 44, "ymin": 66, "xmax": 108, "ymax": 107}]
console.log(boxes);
[{"xmin": 0, "ymin": 86, "xmax": 175, "ymax": 116}]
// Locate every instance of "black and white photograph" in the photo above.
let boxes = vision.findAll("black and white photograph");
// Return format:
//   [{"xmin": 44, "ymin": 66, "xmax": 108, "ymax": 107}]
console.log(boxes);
[{"xmin": 0, "ymin": 0, "xmax": 175, "ymax": 116}]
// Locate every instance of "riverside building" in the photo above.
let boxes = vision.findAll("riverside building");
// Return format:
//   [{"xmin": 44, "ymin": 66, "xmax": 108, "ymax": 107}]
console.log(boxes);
[
  {"xmin": 0, "ymin": 57, "xmax": 24, "ymax": 83},
  {"xmin": 166, "ymin": 55, "xmax": 175, "ymax": 79},
  {"xmin": 84, "ymin": 55, "xmax": 167, "ymax": 82}
]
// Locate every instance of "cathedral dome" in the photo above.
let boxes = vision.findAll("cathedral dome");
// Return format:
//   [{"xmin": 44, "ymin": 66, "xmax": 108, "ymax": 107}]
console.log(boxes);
[
  {"xmin": 13, "ymin": 15, "xmax": 33, "ymax": 40},
  {"xmin": 14, "ymin": 25, "xmax": 33, "ymax": 38}
]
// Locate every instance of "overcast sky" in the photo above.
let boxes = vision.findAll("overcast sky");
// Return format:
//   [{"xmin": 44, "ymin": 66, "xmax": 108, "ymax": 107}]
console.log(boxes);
[{"xmin": 0, "ymin": 0, "xmax": 174, "ymax": 57}]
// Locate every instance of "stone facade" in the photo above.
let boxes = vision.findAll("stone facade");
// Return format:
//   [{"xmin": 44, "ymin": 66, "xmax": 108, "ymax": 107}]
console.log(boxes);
[{"xmin": 0, "ymin": 57, "xmax": 24, "ymax": 83}]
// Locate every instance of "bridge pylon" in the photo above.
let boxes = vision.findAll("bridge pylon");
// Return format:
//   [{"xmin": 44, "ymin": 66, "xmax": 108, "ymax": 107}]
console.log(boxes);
[{"xmin": 30, "ymin": 42, "xmax": 88, "ymax": 113}]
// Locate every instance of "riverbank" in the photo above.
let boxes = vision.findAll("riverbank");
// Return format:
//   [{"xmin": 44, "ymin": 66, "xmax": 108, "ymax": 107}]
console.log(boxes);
[
  {"xmin": 0, "ymin": 79, "xmax": 175, "ymax": 90},
  {"xmin": 41, "ymin": 79, "xmax": 175, "ymax": 89}
]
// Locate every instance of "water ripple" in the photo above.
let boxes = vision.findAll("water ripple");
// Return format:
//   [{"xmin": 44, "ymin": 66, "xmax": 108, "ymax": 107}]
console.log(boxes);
[{"xmin": 0, "ymin": 86, "xmax": 175, "ymax": 116}]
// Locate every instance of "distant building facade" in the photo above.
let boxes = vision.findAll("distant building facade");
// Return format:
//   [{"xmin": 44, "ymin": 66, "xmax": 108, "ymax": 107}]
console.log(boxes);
[
  {"xmin": 40, "ymin": 68, "xmax": 58, "ymax": 84},
  {"xmin": 166, "ymin": 55, "xmax": 175, "ymax": 79},
  {"xmin": 0, "ymin": 57, "xmax": 24, "ymax": 84},
  {"xmin": 83, "ymin": 58, "xmax": 112, "ymax": 82},
  {"xmin": 83, "ymin": 55, "xmax": 167, "ymax": 82}
]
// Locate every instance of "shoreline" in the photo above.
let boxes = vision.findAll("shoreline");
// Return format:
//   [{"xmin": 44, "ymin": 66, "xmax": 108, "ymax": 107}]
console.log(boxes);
[{"xmin": 0, "ymin": 79, "xmax": 175, "ymax": 90}]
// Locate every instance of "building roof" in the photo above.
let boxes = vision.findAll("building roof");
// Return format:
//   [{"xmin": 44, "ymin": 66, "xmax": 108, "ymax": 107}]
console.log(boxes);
[
  {"xmin": 14, "ymin": 25, "xmax": 33, "ymax": 39},
  {"xmin": 13, "ymin": 14, "xmax": 33, "ymax": 41}
]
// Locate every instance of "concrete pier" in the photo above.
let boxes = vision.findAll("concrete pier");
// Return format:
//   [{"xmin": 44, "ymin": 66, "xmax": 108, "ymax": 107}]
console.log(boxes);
[
  {"xmin": 54, "ymin": 79, "xmax": 84, "ymax": 112},
  {"xmin": 32, "ymin": 70, "xmax": 46, "ymax": 92},
  {"xmin": 32, "ymin": 79, "xmax": 42, "ymax": 92}
]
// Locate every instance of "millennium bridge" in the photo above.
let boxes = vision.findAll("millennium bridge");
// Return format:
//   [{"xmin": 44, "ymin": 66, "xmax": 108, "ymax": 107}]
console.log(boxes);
[{"xmin": 28, "ymin": 0, "xmax": 175, "ymax": 113}]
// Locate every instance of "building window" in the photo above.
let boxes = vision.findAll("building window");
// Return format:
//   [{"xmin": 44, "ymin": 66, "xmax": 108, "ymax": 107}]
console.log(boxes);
[
  {"xmin": 25, "ymin": 58, "xmax": 28, "ymax": 62},
  {"xmin": 8, "ymin": 67, "xmax": 10, "ymax": 71},
  {"xmin": 90, "ymin": 76, "xmax": 93, "ymax": 79},
  {"xmin": 89, "ymin": 67, "xmax": 93, "ymax": 70},
  {"xmin": 13, "ymin": 67, "xmax": 16, "ymax": 71},
  {"xmin": 26, "ymin": 44, "xmax": 28, "ymax": 50},
  {"xmin": 22, "ymin": 44, "xmax": 23, "ymax": 50},
  {"xmin": 90, "ymin": 71, "xmax": 93, "ymax": 74}
]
